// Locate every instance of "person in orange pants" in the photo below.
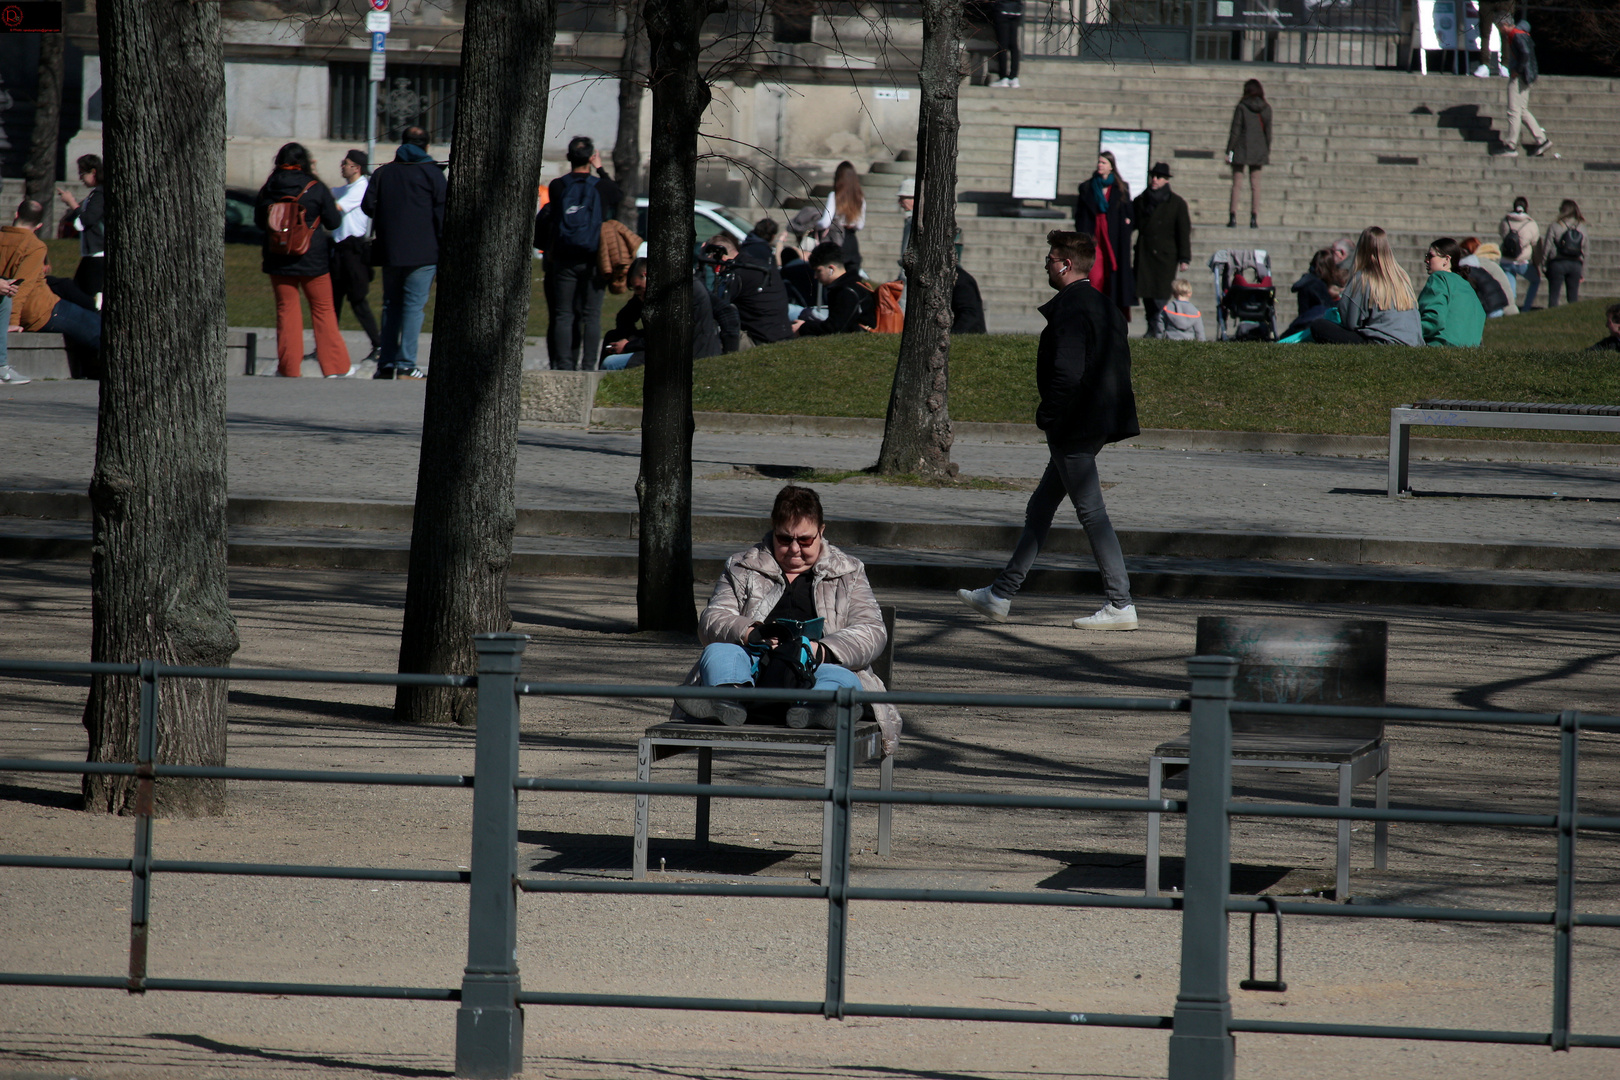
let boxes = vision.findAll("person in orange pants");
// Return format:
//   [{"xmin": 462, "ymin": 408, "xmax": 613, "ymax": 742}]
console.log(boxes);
[{"xmin": 254, "ymin": 142, "xmax": 354, "ymax": 377}]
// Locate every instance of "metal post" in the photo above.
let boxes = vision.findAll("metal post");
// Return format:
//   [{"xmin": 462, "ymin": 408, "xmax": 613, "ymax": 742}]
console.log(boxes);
[
  {"xmin": 1168, "ymin": 656, "xmax": 1237, "ymax": 1080},
  {"xmin": 456, "ymin": 633, "xmax": 529, "ymax": 1079},
  {"xmin": 1551, "ymin": 709, "xmax": 1579, "ymax": 1052},
  {"xmin": 366, "ymin": 79, "xmax": 379, "ymax": 176},
  {"xmin": 127, "ymin": 659, "xmax": 158, "ymax": 994},
  {"xmin": 822, "ymin": 684, "xmax": 856, "ymax": 1020}
]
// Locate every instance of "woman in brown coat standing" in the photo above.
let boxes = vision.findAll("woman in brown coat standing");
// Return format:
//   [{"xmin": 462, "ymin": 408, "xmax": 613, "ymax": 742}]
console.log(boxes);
[{"xmin": 1226, "ymin": 79, "xmax": 1272, "ymax": 229}]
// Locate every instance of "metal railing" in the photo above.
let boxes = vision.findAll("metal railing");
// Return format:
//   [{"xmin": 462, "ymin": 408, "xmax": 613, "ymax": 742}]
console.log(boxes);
[{"xmin": 2, "ymin": 636, "xmax": 1619, "ymax": 1079}]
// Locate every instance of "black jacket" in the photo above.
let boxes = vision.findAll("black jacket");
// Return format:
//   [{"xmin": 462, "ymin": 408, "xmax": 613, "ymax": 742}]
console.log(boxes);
[
  {"xmin": 1075, "ymin": 178, "xmax": 1136, "ymax": 310},
  {"xmin": 716, "ymin": 253, "xmax": 793, "ymax": 345},
  {"xmin": 255, "ymin": 167, "xmax": 342, "ymax": 277},
  {"xmin": 65, "ymin": 188, "xmax": 105, "ymax": 257},
  {"xmin": 1505, "ymin": 26, "xmax": 1538, "ymax": 84},
  {"xmin": 362, "ymin": 153, "xmax": 447, "ymax": 267},
  {"xmin": 1131, "ymin": 187, "xmax": 1191, "ymax": 301},
  {"xmin": 796, "ymin": 272, "xmax": 875, "ymax": 336},
  {"xmin": 607, "ymin": 276, "xmax": 721, "ymax": 367},
  {"xmin": 1291, "ymin": 271, "xmax": 1335, "ymax": 319},
  {"xmin": 1587, "ymin": 335, "xmax": 1620, "ymax": 353},
  {"xmin": 952, "ymin": 267, "xmax": 987, "ymax": 334},
  {"xmin": 1035, "ymin": 280, "xmax": 1139, "ymax": 450}
]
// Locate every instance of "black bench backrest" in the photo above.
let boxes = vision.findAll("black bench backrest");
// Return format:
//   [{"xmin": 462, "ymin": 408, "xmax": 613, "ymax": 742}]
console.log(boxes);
[{"xmin": 1194, "ymin": 616, "xmax": 1387, "ymax": 741}]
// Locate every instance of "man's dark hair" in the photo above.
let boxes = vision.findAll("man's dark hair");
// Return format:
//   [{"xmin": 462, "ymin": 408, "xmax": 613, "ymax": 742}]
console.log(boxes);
[
  {"xmin": 628, "ymin": 256, "xmax": 647, "ymax": 282},
  {"xmin": 707, "ymin": 232, "xmax": 738, "ymax": 255},
  {"xmin": 752, "ymin": 217, "xmax": 779, "ymax": 242},
  {"xmin": 807, "ymin": 241, "xmax": 845, "ymax": 271},
  {"xmin": 1607, "ymin": 301, "xmax": 1620, "ymax": 324},
  {"xmin": 771, "ymin": 485, "xmax": 824, "ymax": 530},
  {"xmin": 566, "ymin": 136, "xmax": 594, "ymax": 167},
  {"xmin": 1046, "ymin": 230, "xmax": 1096, "ymax": 275},
  {"xmin": 402, "ymin": 126, "xmax": 429, "ymax": 149},
  {"xmin": 76, "ymin": 154, "xmax": 102, "ymax": 179},
  {"xmin": 14, "ymin": 199, "xmax": 45, "ymax": 226}
]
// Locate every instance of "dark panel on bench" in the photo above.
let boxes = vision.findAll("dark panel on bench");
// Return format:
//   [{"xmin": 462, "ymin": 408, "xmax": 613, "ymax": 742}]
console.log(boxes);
[{"xmin": 1193, "ymin": 616, "xmax": 1387, "ymax": 742}]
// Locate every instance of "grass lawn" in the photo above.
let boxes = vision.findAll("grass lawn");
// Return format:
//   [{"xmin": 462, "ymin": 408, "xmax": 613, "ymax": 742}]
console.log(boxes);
[
  {"xmin": 45, "ymin": 240, "xmax": 629, "ymax": 340},
  {"xmin": 596, "ymin": 298, "xmax": 1620, "ymax": 441}
]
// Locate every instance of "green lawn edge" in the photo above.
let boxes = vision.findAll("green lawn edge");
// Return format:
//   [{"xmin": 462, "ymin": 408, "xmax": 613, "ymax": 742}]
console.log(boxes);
[{"xmin": 595, "ymin": 298, "xmax": 1620, "ymax": 442}]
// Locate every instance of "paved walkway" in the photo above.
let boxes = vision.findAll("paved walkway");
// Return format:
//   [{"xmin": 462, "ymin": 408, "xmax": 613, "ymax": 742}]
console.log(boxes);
[{"xmin": 1, "ymin": 379, "xmax": 1615, "ymax": 550}]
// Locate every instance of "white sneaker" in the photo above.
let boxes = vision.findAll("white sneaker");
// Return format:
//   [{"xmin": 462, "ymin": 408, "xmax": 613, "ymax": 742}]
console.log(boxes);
[
  {"xmin": 1073, "ymin": 603, "xmax": 1139, "ymax": 631},
  {"xmin": 325, "ymin": 366, "xmax": 358, "ymax": 379},
  {"xmin": 1008, "ymin": 77, "xmax": 1021, "ymax": 88},
  {"xmin": 956, "ymin": 586, "xmax": 1011, "ymax": 622},
  {"xmin": 989, "ymin": 78, "xmax": 1010, "ymax": 88},
  {"xmin": 0, "ymin": 365, "xmax": 29, "ymax": 385}
]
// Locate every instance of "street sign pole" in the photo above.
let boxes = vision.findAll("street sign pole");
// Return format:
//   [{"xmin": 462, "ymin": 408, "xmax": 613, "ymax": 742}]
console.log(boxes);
[{"xmin": 366, "ymin": 1, "xmax": 390, "ymax": 167}]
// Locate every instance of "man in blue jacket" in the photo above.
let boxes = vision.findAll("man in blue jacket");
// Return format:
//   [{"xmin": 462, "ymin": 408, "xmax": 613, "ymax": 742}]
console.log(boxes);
[
  {"xmin": 957, "ymin": 230, "xmax": 1141, "ymax": 630},
  {"xmin": 362, "ymin": 126, "xmax": 446, "ymax": 379}
]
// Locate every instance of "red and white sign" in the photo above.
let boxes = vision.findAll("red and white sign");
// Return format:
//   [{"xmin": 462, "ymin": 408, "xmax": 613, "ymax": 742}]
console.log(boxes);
[{"xmin": 369, "ymin": 0, "xmax": 389, "ymax": 11}]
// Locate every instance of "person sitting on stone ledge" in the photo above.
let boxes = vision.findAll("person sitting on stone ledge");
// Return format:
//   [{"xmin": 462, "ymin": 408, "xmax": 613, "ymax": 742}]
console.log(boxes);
[{"xmin": 678, "ymin": 484, "xmax": 901, "ymax": 754}]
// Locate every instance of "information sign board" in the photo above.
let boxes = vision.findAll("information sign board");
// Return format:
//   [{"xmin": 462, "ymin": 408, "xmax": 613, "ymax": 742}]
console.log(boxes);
[
  {"xmin": 1098, "ymin": 129, "xmax": 1151, "ymax": 200},
  {"xmin": 1011, "ymin": 127, "xmax": 1061, "ymax": 201}
]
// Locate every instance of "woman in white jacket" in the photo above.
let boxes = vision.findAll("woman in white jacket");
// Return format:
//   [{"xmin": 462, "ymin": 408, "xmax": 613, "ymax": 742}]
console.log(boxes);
[{"xmin": 816, "ymin": 161, "xmax": 867, "ymax": 276}]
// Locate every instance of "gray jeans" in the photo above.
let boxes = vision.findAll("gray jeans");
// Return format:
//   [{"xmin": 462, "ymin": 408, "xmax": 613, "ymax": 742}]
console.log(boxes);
[
  {"xmin": 0, "ymin": 295, "xmax": 10, "ymax": 369},
  {"xmin": 992, "ymin": 442, "xmax": 1132, "ymax": 607}
]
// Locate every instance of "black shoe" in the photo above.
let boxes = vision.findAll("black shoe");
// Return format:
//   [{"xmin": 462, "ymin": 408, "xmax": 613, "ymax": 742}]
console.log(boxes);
[
  {"xmin": 303, "ymin": 351, "xmax": 318, "ymax": 362},
  {"xmin": 397, "ymin": 367, "xmax": 426, "ymax": 380},
  {"xmin": 1250, "ymin": 214, "xmax": 1258, "ymax": 229},
  {"xmin": 363, "ymin": 346, "xmax": 381, "ymax": 362},
  {"xmin": 1226, "ymin": 213, "xmax": 1237, "ymax": 228},
  {"xmin": 1530, "ymin": 137, "xmax": 1552, "ymax": 157},
  {"xmin": 372, "ymin": 365, "xmax": 395, "ymax": 380},
  {"xmin": 685, "ymin": 696, "xmax": 748, "ymax": 726}
]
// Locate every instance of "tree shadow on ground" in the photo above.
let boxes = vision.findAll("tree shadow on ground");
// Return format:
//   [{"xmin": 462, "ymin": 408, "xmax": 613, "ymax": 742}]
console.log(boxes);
[
  {"xmin": 145, "ymin": 1033, "xmax": 450, "ymax": 1077},
  {"xmin": 227, "ymin": 689, "xmax": 394, "ymax": 725},
  {"xmin": 0, "ymin": 781, "xmax": 81, "ymax": 810},
  {"xmin": 1025, "ymin": 850, "xmax": 1293, "ymax": 894}
]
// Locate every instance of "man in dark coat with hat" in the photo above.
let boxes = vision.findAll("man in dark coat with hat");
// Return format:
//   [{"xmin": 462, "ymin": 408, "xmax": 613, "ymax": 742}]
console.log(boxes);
[{"xmin": 1132, "ymin": 162, "xmax": 1191, "ymax": 338}]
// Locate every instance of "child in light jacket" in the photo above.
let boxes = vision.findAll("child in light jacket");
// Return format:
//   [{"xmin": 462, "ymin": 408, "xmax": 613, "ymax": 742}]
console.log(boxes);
[{"xmin": 1160, "ymin": 279, "xmax": 1206, "ymax": 340}]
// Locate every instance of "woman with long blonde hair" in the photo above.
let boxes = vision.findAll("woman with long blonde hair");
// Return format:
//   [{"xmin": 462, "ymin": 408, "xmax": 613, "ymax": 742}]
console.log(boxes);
[
  {"xmin": 1308, "ymin": 226, "xmax": 1423, "ymax": 346},
  {"xmin": 816, "ymin": 160, "xmax": 867, "ymax": 275}
]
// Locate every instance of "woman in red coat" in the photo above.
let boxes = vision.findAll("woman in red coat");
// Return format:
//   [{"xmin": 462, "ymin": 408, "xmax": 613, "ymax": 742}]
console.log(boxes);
[{"xmin": 1074, "ymin": 151, "xmax": 1136, "ymax": 319}]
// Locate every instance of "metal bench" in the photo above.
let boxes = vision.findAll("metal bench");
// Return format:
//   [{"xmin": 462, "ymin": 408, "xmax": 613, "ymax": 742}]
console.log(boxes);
[
  {"xmin": 632, "ymin": 606, "xmax": 896, "ymax": 882},
  {"xmin": 1146, "ymin": 616, "xmax": 1389, "ymax": 901},
  {"xmin": 1389, "ymin": 399, "xmax": 1620, "ymax": 497}
]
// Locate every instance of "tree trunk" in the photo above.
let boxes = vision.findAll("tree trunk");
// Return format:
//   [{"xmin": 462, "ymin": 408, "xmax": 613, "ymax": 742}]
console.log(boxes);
[
  {"xmin": 23, "ymin": 32, "xmax": 64, "ymax": 237},
  {"xmin": 394, "ymin": 0, "xmax": 557, "ymax": 725},
  {"xmin": 612, "ymin": 0, "xmax": 645, "ymax": 226},
  {"xmin": 635, "ymin": 0, "xmax": 715, "ymax": 633},
  {"xmin": 875, "ymin": 0, "xmax": 962, "ymax": 480},
  {"xmin": 85, "ymin": 0, "xmax": 237, "ymax": 815}
]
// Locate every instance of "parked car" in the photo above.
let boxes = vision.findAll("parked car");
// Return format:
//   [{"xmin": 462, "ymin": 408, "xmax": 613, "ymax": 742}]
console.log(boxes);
[
  {"xmin": 225, "ymin": 187, "xmax": 264, "ymax": 245},
  {"xmin": 632, "ymin": 196, "xmax": 752, "ymax": 258}
]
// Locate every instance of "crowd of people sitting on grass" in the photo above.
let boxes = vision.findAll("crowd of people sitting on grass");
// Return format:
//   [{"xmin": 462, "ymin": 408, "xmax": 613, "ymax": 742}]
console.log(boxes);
[{"xmin": 1266, "ymin": 195, "xmax": 1595, "ymax": 348}]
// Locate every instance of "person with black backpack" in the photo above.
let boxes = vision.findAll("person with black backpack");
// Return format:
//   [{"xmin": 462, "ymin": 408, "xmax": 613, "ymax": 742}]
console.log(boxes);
[
  {"xmin": 1498, "ymin": 196, "xmax": 1541, "ymax": 309},
  {"xmin": 791, "ymin": 242, "xmax": 876, "ymax": 337},
  {"xmin": 1543, "ymin": 199, "xmax": 1587, "ymax": 308},
  {"xmin": 537, "ymin": 136, "xmax": 621, "ymax": 370}
]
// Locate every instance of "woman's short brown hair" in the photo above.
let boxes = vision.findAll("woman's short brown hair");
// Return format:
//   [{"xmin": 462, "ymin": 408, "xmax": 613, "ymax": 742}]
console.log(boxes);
[{"xmin": 771, "ymin": 485, "xmax": 824, "ymax": 530}]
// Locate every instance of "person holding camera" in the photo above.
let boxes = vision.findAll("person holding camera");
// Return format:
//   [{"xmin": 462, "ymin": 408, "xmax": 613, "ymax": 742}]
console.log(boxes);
[
  {"xmin": 704, "ymin": 232, "xmax": 792, "ymax": 350},
  {"xmin": 792, "ymin": 242, "xmax": 876, "ymax": 336},
  {"xmin": 679, "ymin": 485, "xmax": 901, "ymax": 753}
]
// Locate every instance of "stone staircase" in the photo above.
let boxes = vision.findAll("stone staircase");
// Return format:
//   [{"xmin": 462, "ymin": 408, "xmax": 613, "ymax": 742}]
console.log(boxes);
[{"xmin": 853, "ymin": 60, "xmax": 1620, "ymax": 332}]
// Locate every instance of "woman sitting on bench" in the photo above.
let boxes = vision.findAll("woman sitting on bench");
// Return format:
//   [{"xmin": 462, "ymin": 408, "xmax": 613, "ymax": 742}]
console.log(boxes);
[{"xmin": 681, "ymin": 484, "xmax": 901, "ymax": 749}]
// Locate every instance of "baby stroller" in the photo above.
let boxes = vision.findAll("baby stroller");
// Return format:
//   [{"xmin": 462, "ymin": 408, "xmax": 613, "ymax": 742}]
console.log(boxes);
[{"xmin": 1209, "ymin": 249, "xmax": 1278, "ymax": 342}]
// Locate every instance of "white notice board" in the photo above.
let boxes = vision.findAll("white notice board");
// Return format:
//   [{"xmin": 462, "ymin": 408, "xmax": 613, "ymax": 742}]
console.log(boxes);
[
  {"xmin": 1098, "ymin": 129, "xmax": 1151, "ymax": 198},
  {"xmin": 1012, "ymin": 127, "xmax": 1061, "ymax": 201}
]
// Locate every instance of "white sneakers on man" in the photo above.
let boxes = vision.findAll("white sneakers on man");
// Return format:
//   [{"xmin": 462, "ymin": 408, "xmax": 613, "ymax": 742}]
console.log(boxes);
[
  {"xmin": 0, "ymin": 365, "xmax": 30, "ymax": 386},
  {"xmin": 956, "ymin": 586, "xmax": 1011, "ymax": 622},
  {"xmin": 1073, "ymin": 603, "xmax": 1139, "ymax": 631}
]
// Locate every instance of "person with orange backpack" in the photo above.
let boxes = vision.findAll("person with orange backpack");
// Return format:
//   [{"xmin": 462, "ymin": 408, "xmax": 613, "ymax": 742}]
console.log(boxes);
[{"xmin": 254, "ymin": 142, "xmax": 352, "ymax": 378}]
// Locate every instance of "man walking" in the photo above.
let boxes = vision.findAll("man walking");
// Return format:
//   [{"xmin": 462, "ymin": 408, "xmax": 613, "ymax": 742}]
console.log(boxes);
[
  {"xmin": 362, "ymin": 126, "xmax": 445, "ymax": 379},
  {"xmin": 329, "ymin": 149, "xmax": 381, "ymax": 363},
  {"xmin": 956, "ymin": 230, "xmax": 1140, "ymax": 630},
  {"xmin": 539, "ymin": 136, "xmax": 620, "ymax": 370},
  {"xmin": 1131, "ymin": 162, "xmax": 1191, "ymax": 337},
  {"xmin": 1497, "ymin": 15, "xmax": 1550, "ymax": 158}
]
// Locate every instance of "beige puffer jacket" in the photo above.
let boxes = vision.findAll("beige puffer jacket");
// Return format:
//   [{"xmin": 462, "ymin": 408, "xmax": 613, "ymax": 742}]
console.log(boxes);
[{"xmin": 679, "ymin": 536, "xmax": 902, "ymax": 754}]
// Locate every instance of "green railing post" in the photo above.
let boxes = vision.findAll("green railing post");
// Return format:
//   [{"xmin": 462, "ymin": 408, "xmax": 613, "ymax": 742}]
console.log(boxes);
[
  {"xmin": 127, "ymin": 659, "xmax": 158, "ymax": 994},
  {"xmin": 1168, "ymin": 655, "xmax": 1237, "ymax": 1080},
  {"xmin": 822, "ymin": 683, "xmax": 856, "ymax": 1019},
  {"xmin": 1551, "ymin": 709, "xmax": 1580, "ymax": 1051},
  {"xmin": 455, "ymin": 633, "xmax": 529, "ymax": 1079}
]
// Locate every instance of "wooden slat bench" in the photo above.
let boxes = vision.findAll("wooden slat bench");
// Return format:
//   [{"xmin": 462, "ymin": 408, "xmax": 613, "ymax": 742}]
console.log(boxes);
[
  {"xmin": 632, "ymin": 605, "xmax": 897, "ymax": 882},
  {"xmin": 1389, "ymin": 399, "xmax": 1620, "ymax": 497}
]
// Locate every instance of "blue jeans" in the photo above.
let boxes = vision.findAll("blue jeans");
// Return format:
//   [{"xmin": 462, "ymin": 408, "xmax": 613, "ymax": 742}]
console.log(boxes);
[
  {"xmin": 379, "ymin": 264, "xmax": 436, "ymax": 370},
  {"xmin": 602, "ymin": 352, "xmax": 635, "ymax": 370},
  {"xmin": 1500, "ymin": 260, "xmax": 1539, "ymax": 308},
  {"xmin": 544, "ymin": 258, "xmax": 604, "ymax": 370},
  {"xmin": 992, "ymin": 442, "xmax": 1132, "ymax": 607},
  {"xmin": 42, "ymin": 299, "xmax": 101, "ymax": 352},
  {"xmin": 0, "ymin": 295, "xmax": 11, "ymax": 368},
  {"xmin": 696, "ymin": 642, "xmax": 863, "ymax": 697}
]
